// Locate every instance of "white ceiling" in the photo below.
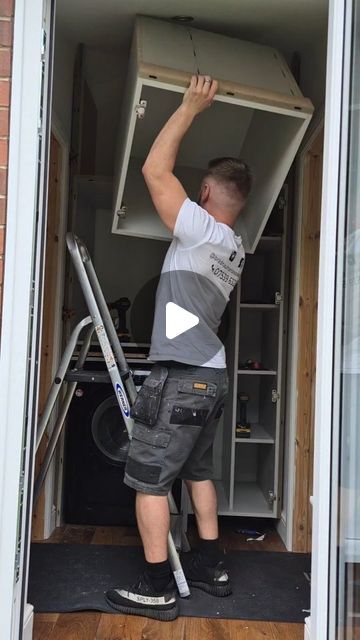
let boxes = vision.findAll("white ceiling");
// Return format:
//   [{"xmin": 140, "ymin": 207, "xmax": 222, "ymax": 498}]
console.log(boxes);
[{"xmin": 56, "ymin": 0, "xmax": 328, "ymax": 59}]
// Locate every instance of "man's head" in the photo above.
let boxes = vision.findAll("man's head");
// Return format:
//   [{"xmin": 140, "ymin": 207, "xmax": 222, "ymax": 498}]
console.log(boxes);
[{"xmin": 199, "ymin": 157, "xmax": 253, "ymax": 227}]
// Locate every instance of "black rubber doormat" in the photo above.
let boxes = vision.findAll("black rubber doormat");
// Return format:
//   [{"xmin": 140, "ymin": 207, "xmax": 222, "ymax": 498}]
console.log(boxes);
[{"xmin": 28, "ymin": 543, "xmax": 310, "ymax": 623}]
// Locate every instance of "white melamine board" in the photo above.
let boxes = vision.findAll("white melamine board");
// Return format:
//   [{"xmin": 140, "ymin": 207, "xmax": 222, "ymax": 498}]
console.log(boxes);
[
  {"xmin": 113, "ymin": 17, "xmax": 312, "ymax": 252},
  {"xmin": 237, "ymin": 112, "xmax": 309, "ymax": 251},
  {"xmin": 258, "ymin": 445, "xmax": 276, "ymax": 513},
  {"xmin": 112, "ymin": 29, "xmax": 142, "ymax": 224},
  {"xmin": 235, "ymin": 424, "xmax": 274, "ymax": 443},
  {"xmin": 131, "ymin": 85, "xmax": 254, "ymax": 170},
  {"xmin": 258, "ymin": 373, "xmax": 278, "ymax": 441},
  {"xmin": 138, "ymin": 17, "xmax": 302, "ymax": 98},
  {"xmin": 232, "ymin": 481, "xmax": 273, "ymax": 516},
  {"xmin": 113, "ymin": 159, "xmax": 203, "ymax": 240},
  {"xmin": 137, "ymin": 17, "xmax": 198, "ymax": 75},
  {"xmin": 237, "ymin": 370, "xmax": 277, "ymax": 375}
]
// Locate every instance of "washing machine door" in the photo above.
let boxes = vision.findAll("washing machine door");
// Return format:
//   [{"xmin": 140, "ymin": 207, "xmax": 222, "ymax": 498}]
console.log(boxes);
[{"xmin": 91, "ymin": 395, "xmax": 130, "ymax": 464}]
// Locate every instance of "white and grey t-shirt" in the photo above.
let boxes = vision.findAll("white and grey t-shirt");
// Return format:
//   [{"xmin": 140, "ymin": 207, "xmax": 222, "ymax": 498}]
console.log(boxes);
[{"xmin": 149, "ymin": 198, "xmax": 245, "ymax": 368}]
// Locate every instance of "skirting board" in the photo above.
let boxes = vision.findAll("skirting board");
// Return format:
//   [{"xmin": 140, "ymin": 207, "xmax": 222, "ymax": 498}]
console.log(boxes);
[
  {"xmin": 23, "ymin": 603, "xmax": 34, "ymax": 640},
  {"xmin": 304, "ymin": 615, "xmax": 311, "ymax": 640}
]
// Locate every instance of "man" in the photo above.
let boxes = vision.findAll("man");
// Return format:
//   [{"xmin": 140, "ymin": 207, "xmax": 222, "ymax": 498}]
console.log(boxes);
[{"xmin": 106, "ymin": 75, "xmax": 252, "ymax": 620}]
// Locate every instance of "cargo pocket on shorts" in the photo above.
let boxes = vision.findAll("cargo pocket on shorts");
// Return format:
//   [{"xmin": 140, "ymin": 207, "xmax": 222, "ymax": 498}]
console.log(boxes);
[
  {"xmin": 126, "ymin": 424, "xmax": 171, "ymax": 484},
  {"xmin": 169, "ymin": 379, "xmax": 218, "ymax": 427},
  {"xmin": 130, "ymin": 366, "xmax": 168, "ymax": 427}
]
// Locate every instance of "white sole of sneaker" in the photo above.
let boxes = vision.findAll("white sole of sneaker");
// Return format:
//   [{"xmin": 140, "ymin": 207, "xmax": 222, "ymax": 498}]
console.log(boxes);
[
  {"xmin": 188, "ymin": 580, "xmax": 232, "ymax": 597},
  {"xmin": 104, "ymin": 595, "xmax": 179, "ymax": 621}
]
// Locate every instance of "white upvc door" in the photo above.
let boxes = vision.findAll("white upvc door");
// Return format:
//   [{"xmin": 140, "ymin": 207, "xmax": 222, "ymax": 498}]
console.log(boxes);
[
  {"xmin": 310, "ymin": 0, "xmax": 357, "ymax": 639},
  {"xmin": 0, "ymin": 1, "xmax": 55, "ymax": 638}
]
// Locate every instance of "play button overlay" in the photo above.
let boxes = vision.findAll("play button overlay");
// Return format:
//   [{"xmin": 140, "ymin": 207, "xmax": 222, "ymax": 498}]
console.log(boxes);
[
  {"xmin": 130, "ymin": 270, "xmax": 231, "ymax": 366},
  {"xmin": 165, "ymin": 302, "xmax": 199, "ymax": 339}
]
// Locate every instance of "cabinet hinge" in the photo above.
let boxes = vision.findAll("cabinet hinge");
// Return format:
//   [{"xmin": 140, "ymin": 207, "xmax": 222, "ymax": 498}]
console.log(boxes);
[
  {"xmin": 135, "ymin": 100, "xmax": 147, "ymax": 119},
  {"xmin": 271, "ymin": 389, "xmax": 280, "ymax": 403},
  {"xmin": 268, "ymin": 490, "xmax": 276, "ymax": 506},
  {"xmin": 275, "ymin": 291, "xmax": 282, "ymax": 305},
  {"xmin": 116, "ymin": 205, "xmax": 127, "ymax": 219}
]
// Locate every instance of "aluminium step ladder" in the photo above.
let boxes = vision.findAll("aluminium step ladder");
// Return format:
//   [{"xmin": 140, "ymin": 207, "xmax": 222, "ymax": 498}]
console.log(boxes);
[{"xmin": 34, "ymin": 232, "xmax": 190, "ymax": 598}]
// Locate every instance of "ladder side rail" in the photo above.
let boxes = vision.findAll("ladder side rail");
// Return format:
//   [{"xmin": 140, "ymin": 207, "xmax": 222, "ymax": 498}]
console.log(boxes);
[
  {"xmin": 84, "ymin": 253, "xmax": 137, "ymax": 405},
  {"xmin": 67, "ymin": 233, "xmax": 137, "ymax": 404},
  {"xmin": 33, "ymin": 323, "xmax": 95, "ymax": 504},
  {"xmin": 36, "ymin": 316, "xmax": 93, "ymax": 451},
  {"xmin": 66, "ymin": 233, "xmax": 135, "ymax": 434}
]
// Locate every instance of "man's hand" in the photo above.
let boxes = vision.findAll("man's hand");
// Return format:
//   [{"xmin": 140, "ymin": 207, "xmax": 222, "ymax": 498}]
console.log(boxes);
[{"xmin": 182, "ymin": 75, "xmax": 219, "ymax": 116}]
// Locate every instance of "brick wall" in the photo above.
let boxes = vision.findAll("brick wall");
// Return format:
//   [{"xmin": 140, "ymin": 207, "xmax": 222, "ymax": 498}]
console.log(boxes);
[{"xmin": 0, "ymin": 0, "xmax": 14, "ymax": 322}]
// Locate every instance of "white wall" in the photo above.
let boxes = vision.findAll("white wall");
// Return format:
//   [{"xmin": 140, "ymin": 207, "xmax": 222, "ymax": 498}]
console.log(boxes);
[
  {"xmin": 52, "ymin": 31, "xmax": 76, "ymax": 139},
  {"xmin": 84, "ymin": 47, "xmax": 127, "ymax": 176},
  {"xmin": 299, "ymin": 30, "xmax": 328, "ymax": 111},
  {"xmin": 94, "ymin": 209, "xmax": 168, "ymax": 342}
]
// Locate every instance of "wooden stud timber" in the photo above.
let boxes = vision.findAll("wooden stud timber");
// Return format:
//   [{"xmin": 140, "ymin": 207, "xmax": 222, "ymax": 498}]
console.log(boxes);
[{"xmin": 292, "ymin": 127, "xmax": 323, "ymax": 552}]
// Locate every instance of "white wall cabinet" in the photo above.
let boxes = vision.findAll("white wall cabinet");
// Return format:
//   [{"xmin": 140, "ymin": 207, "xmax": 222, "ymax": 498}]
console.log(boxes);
[{"xmin": 112, "ymin": 16, "xmax": 313, "ymax": 252}]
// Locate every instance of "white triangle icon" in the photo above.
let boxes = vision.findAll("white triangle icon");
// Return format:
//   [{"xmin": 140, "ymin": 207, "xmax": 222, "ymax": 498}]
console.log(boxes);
[{"xmin": 166, "ymin": 302, "xmax": 199, "ymax": 340}]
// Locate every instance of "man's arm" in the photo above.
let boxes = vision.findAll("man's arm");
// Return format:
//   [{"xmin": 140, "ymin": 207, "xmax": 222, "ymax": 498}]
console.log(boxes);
[{"xmin": 142, "ymin": 75, "xmax": 218, "ymax": 232}]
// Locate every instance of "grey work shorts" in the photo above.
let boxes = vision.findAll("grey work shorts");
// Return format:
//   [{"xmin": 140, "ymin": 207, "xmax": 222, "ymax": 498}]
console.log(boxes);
[{"xmin": 124, "ymin": 362, "xmax": 229, "ymax": 496}]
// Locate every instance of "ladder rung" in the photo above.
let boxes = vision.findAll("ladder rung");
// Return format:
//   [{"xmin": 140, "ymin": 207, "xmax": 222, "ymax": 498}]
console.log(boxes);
[{"xmin": 65, "ymin": 369, "xmax": 111, "ymax": 384}]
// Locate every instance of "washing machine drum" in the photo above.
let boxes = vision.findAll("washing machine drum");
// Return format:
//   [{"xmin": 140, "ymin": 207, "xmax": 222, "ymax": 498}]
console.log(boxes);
[{"xmin": 91, "ymin": 396, "xmax": 130, "ymax": 464}]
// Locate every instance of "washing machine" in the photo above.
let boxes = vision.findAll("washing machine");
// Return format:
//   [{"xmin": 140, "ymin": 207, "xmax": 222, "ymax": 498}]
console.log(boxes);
[{"xmin": 63, "ymin": 363, "xmax": 150, "ymax": 526}]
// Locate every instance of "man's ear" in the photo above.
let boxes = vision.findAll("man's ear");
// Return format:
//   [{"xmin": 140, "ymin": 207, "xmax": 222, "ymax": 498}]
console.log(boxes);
[{"xmin": 200, "ymin": 182, "xmax": 210, "ymax": 205}]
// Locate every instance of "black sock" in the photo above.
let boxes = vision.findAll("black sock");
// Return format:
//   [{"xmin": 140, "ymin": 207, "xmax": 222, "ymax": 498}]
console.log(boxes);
[
  {"xmin": 198, "ymin": 538, "xmax": 221, "ymax": 566},
  {"xmin": 145, "ymin": 559, "xmax": 172, "ymax": 592}
]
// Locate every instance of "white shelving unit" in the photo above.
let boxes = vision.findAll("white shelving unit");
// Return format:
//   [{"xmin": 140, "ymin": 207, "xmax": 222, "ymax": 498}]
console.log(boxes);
[{"xmin": 198, "ymin": 189, "xmax": 289, "ymax": 519}]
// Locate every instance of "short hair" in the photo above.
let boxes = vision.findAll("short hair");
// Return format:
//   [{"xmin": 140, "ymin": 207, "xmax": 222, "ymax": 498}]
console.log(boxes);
[{"xmin": 205, "ymin": 157, "xmax": 253, "ymax": 202}]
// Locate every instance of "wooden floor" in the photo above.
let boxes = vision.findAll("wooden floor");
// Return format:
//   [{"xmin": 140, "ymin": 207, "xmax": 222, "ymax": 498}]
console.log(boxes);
[{"xmin": 33, "ymin": 520, "xmax": 305, "ymax": 640}]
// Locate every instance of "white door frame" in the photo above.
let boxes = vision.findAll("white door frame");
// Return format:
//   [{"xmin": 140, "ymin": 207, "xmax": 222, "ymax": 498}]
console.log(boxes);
[
  {"xmin": 0, "ymin": 0, "xmax": 54, "ymax": 638},
  {"xmin": 0, "ymin": 0, "xmax": 351, "ymax": 638},
  {"xmin": 309, "ymin": 0, "xmax": 351, "ymax": 637}
]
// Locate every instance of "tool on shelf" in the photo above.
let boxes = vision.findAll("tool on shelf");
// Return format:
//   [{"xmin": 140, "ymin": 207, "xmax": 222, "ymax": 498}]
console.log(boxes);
[{"xmin": 236, "ymin": 392, "xmax": 251, "ymax": 438}]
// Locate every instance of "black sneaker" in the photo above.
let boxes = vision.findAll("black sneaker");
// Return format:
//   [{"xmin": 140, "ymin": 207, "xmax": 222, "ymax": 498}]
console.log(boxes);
[
  {"xmin": 105, "ymin": 571, "xmax": 179, "ymax": 621},
  {"xmin": 181, "ymin": 549, "xmax": 232, "ymax": 597}
]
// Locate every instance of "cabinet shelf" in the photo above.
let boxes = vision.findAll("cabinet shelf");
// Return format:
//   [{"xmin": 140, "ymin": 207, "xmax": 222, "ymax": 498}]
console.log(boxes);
[
  {"xmin": 240, "ymin": 303, "xmax": 279, "ymax": 309},
  {"xmin": 235, "ymin": 424, "xmax": 274, "ymax": 444},
  {"xmin": 232, "ymin": 481, "xmax": 274, "ymax": 517},
  {"xmin": 237, "ymin": 369, "xmax": 277, "ymax": 376}
]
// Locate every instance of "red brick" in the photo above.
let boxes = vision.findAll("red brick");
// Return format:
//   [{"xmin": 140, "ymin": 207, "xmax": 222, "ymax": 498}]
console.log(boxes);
[
  {"xmin": 0, "ymin": 137, "xmax": 7, "ymax": 164},
  {"xmin": 0, "ymin": 167, "xmax": 7, "ymax": 194},
  {"xmin": 0, "ymin": 108, "xmax": 8, "ymax": 135},
  {"xmin": 0, "ymin": 0, "xmax": 14, "ymax": 17},
  {"xmin": 0, "ymin": 20, "xmax": 12, "ymax": 47},
  {"xmin": 0, "ymin": 48, "xmax": 11, "ymax": 77},
  {"xmin": 0, "ymin": 79, "xmax": 9, "ymax": 105},
  {"xmin": 0, "ymin": 226, "xmax": 4, "ymax": 254},
  {"xmin": 0, "ymin": 197, "xmax": 5, "ymax": 224}
]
